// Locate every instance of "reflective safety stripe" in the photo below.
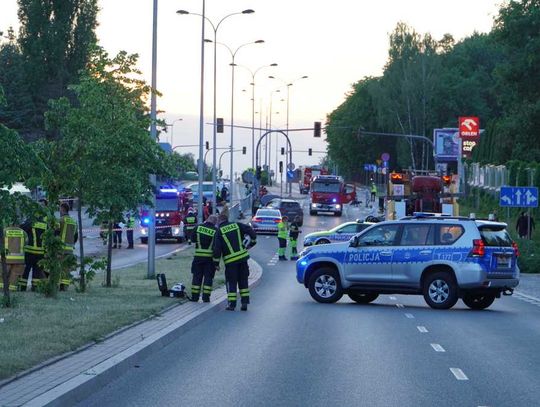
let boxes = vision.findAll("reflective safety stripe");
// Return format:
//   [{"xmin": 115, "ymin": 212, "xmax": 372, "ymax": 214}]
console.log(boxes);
[
  {"xmin": 197, "ymin": 226, "xmax": 216, "ymax": 237},
  {"xmin": 60, "ymin": 279, "xmax": 71, "ymax": 285},
  {"xmin": 26, "ymin": 221, "xmax": 46, "ymax": 253},
  {"xmin": 0, "ymin": 283, "xmax": 17, "ymax": 291},
  {"xmin": 194, "ymin": 249, "xmax": 213, "ymax": 257},
  {"xmin": 192, "ymin": 285, "xmax": 201, "ymax": 293},
  {"xmin": 195, "ymin": 226, "xmax": 215, "ymax": 258},
  {"xmin": 220, "ymin": 223, "xmax": 248, "ymax": 264},
  {"xmin": 60, "ymin": 216, "xmax": 77, "ymax": 249},
  {"xmin": 203, "ymin": 286, "xmax": 212, "ymax": 293},
  {"xmin": 239, "ymin": 288, "xmax": 250, "ymax": 297},
  {"xmin": 223, "ymin": 251, "xmax": 249, "ymax": 264},
  {"xmin": 227, "ymin": 293, "xmax": 237, "ymax": 299}
]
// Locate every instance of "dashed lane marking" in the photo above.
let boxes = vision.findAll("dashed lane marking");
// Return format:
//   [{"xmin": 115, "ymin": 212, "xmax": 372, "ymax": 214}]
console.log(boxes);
[
  {"xmin": 417, "ymin": 326, "xmax": 428, "ymax": 333},
  {"xmin": 404, "ymin": 313, "xmax": 415, "ymax": 319},
  {"xmin": 396, "ymin": 304, "xmax": 404, "ymax": 308},
  {"xmin": 450, "ymin": 368, "xmax": 469, "ymax": 381},
  {"xmin": 514, "ymin": 291, "xmax": 540, "ymax": 306},
  {"xmin": 430, "ymin": 343, "xmax": 446, "ymax": 352}
]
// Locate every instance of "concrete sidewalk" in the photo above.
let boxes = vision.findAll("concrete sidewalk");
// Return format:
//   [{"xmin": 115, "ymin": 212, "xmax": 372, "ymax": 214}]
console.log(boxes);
[{"xmin": 0, "ymin": 260, "xmax": 263, "ymax": 407}]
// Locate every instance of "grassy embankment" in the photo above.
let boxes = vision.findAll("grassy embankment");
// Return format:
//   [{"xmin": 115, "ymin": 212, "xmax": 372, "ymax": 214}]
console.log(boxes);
[{"xmin": 0, "ymin": 248, "xmax": 224, "ymax": 380}]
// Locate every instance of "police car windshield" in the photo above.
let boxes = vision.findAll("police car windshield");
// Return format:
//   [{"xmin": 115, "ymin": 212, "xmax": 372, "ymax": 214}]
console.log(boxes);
[
  {"xmin": 311, "ymin": 182, "xmax": 340, "ymax": 193},
  {"xmin": 156, "ymin": 198, "xmax": 178, "ymax": 211}
]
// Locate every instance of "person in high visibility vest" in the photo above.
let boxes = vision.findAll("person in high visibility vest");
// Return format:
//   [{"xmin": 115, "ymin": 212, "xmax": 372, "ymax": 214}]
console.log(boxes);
[
  {"xmin": 126, "ymin": 213, "xmax": 135, "ymax": 249},
  {"xmin": 213, "ymin": 206, "xmax": 257, "ymax": 311},
  {"xmin": 289, "ymin": 215, "xmax": 302, "ymax": 260},
  {"xmin": 370, "ymin": 182, "xmax": 377, "ymax": 202},
  {"xmin": 184, "ymin": 208, "xmax": 197, "ymax": 245},
  {"xmin": 20, "ymin": 214, "xmax": 48, "ymax": 290},
  {"xmin": 190, "ymin": 214, "xmax": 219, "ymax": 302},
  {"xmin": 277, "ymin": 215, "xmax": 289, "ymax": 261},
  {"xmin": 57, "ymin": 202, "xmax": 78, "ymax": 290},
  {"xmin": 1, "ymin": 226, "xmax": 27, "ymax": 292}
]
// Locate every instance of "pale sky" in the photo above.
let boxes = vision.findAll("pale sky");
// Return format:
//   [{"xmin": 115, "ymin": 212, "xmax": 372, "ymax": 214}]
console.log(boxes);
[{"xmin": 0, "ymin": 0, "xmax": 502, "ymax": 178}]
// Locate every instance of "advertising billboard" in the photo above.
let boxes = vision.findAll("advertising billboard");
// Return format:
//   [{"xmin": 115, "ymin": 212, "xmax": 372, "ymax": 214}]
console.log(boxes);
[{"xmin": 433, "ymin": 128, "xmax": 459, "ymax": 161}]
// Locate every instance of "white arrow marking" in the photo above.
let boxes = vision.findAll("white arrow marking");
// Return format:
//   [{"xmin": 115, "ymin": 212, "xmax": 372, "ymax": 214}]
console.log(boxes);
[
  {"xmin": 515, "ymin": 190, "xmax": 522, "ymax": 205},
  {"xmin": 525, "ymin": 190, "xmax": 537, "ymax": 205},
  {"xmin": 501, "ymin": 195, "xmax": 512, "ymax": 204}
]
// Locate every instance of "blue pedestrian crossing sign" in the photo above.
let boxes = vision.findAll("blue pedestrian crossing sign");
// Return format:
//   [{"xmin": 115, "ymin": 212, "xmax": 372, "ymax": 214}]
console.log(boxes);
[{"xmin": 500, "ymin": 186, "xmax": 538, "ymax": 208}]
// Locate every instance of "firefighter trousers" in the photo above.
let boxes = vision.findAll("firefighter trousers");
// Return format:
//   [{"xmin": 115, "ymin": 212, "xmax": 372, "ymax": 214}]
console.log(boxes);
[
  {"xmin": 289, "ymin": 237, "xmax": 298, "ymax": 257},
  {"xmin": 22, "ymin": 253, "xmax": 45, "ymax": 290},
  {"xmin": 191, "ymin": 261, "xmax": 216, "ymax": 301},
  {"xmin": 278, "ymin": 237, "xmax": 287, "ymax": 257},
  {"xmin": 225, "ymin": 261, "xmax": 250, "ymax": 307}
]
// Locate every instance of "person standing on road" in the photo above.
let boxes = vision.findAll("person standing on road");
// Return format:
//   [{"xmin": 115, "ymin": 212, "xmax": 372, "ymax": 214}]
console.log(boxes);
[
  {"xmin": 213, "ymin": 206, "xmax": 257, "ymax": 311},
  {"xmin": 126, "ymin": 213, "xmax": 135, "ymax": 249},
  {"xmin": 184, "ymin": 208, "xmax": 197, "ymax": 245},
  {"xmin": 112, "ymin": 218, "xmax": 123, "ymax": 249},
  {"xmin": 516, "ymin": 211, "xmax": 535, "ymax": 239},
  {"xmin": 370, "ymin": 182, "xmax": 377, "ymax": 202},
  {"xmin": 221, "ymin": 185, "xmax": 228, "ymax": 203},
  {"xmin": 277, "ymin": 215, "xmax": 289, "ymax": 261},
  {"xmin": 289, "ymin": 216, "xmax": 301, "ymax": 260},
  {"xmin": 190, "ymin": 215, "xmax": 219, "ymax": 302}
]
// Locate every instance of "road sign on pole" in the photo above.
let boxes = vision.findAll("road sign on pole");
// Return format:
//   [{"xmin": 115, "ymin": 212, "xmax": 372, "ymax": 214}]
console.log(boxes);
[
  {"xmin": 381, "ymin": 153, "xmax": 390, "ymax": 162},
  {"xmin": 500, "ymin": 186, "xmax": 538, "ymax": 207}
]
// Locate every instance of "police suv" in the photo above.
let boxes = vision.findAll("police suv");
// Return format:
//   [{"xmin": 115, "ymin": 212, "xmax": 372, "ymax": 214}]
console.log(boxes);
[{"xmin": 296, "ymin": 215, "xmax": 519, "ymax": 310}]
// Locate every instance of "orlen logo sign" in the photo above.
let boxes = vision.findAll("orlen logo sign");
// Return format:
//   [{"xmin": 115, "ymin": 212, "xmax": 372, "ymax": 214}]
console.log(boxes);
[{"xmin": 459, "ymin": 116, "xmax": 480, "ymax": 137}]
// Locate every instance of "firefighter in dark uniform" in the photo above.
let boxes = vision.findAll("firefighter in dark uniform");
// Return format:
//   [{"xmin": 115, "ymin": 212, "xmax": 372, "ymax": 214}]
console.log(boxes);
[
  {"xmin": 184, "ymin": 208, "xmax": 197, "ymax": 245},
  {"xmin": 190, "ymin": 215, "xmax": 219, "ymax": 302},
  {"xmin": 1, "ymin": 225, "xmax": 27, "ymax": 292},
  {"xmin": 20, "ymin": 214, "xmax": 48, "ymax": 290},
  {"xmin": 289, "ymin": 215, "xmax": 302, "ymax": 260},
  {"xmin": 213, "ymin": 206, "xmax": 257, "ymax": 311},
  {"xmin": 126, "ymin": 213, "xmax": 135, "ymax": 249},
  {"xmin": 57, "ymin": 202, "xmax": 78, "ymax": 290}
]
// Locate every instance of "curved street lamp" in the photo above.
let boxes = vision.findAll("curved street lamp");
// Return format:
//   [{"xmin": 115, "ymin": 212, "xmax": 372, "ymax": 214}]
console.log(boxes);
[{"xmin": 177, "ymin": 8, "xmax": 255, "ymax": 213}]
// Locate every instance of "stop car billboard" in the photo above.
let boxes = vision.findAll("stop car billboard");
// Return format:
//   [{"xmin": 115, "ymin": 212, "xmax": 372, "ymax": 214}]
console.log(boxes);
[{"xmin": 459, "ymin": 116, "xmax": 480, "ymax": 158}]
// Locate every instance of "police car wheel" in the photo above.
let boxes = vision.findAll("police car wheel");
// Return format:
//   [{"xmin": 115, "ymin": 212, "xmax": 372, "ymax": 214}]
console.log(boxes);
[
  {"xmin": 310, "ymin": 210, "xmax": 316, "ymax": 216},
  {"xmin": 423, "ymin": 272, "xmax": 458, "ymax": 309},
  {"xmin": 335, "ymin": 211, "xmax": 342, "ymax": 217},
  {"xmin": 315, "ymin": 239, "xmax": 330, "ymax": 245},
  {"xmin": 141, "ymin": 237, "xmax": 148, "ymax": 245},
  {"xmin": 462, "ymin": 293, "xmax": 496, "ymax": 310},
  {"xmin": 308, "ymin": 268, "xmax": 343, "ymax": 303},
  {"xmin": 348, "ymin": 292, "xmax": 379, "ymax": 304}
]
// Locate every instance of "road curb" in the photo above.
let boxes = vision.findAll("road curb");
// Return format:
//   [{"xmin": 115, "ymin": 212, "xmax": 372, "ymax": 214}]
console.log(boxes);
[{"xmin": 22, "ymin": 259, "xmax": 263, "ymax": 407}]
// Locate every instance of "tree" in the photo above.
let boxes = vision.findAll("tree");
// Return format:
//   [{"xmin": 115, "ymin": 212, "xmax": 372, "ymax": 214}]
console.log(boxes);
[
  {"xmin": 16, "ymin": 0, "xmax": 98, "ymax": 138},
  {"xmin": 45, "ymin": 48, "xmax": 172, "ymax": 287}
]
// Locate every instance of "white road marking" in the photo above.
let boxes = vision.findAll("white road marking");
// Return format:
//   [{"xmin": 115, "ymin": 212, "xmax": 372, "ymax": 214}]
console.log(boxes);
[
  {"xmin": 389, "ymin": 296, "xmax": 397, "ymax": 300},
  {"xmin": 450, "ymin": 368, "xmax": 469, "ymax": 381},
  {"xmin": 430, "ymin": 343, "xmax": 446, "ymax": 352},
  {"xmin": 396, "ymin": 304, "xmax": 404, "ymax": 308},
  {"xmin": 417, "ymin": 326, "xmax": 428, "ymax": 333},
  {"xmin": 514, "ymin": 291, "xmax": 540, "ymax": 306},
  {"xmin": 404, "ymin": 313, "xmax": 415, "ymax": 319}
]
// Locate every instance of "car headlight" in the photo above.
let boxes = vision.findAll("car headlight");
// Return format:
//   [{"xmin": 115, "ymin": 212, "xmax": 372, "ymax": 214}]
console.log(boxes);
[
  {"xmin": 141, "ymin": 228, "xmax": 148, "ymax": 235},
  {"xmin": 311, "ymin": 203, "xmax": 317, "ymax": 208},
  {"xmin": 335, "ymin": 204, "xmax": 341, "ymax": 209},
  {"xmin": 172, "ymin": 227, "xmax": 181, "ymax": 236},
  {"xmin": 299, "ymin": 247, "xmax": 312, "ymax": 258}
]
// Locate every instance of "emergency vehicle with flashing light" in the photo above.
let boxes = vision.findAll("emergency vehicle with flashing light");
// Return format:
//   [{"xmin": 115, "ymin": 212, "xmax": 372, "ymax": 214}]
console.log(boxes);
[
  {"xmin": 303, "ymin": 220, "xmax": 374, "ymax": 247},
  {"xmin": 309, "ymin": 175, "xmax": 356, "ymax": 217},
  {"xmin": 140, "ymin": 185, "xmax": 188, "ymax": 243},
  {"xmin": 296, "ymin": 215, "xmax": 519, "ymax": 310}
]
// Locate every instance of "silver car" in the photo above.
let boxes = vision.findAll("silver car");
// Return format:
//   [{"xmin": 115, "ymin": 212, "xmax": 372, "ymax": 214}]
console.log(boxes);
[
  {"xmin": 250, "ymin": 208, "xmax": 282, "ymax": 234},
  {"xmin": 296, "ymin": 216, "xmax": 519, "ymax": 310}
]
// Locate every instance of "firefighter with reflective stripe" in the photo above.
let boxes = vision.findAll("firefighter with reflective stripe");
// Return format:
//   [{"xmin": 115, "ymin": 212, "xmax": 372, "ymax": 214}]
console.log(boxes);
[
  {"xmin": 190, "ymin": 215, "xmax": 219, "ymax": 302},
  {"xmin": 213, "ymin": 206, "xmax": 257, "ymax": 311},
  {"xmin": 289, "ymin": 216, "xmax": 302, "ymax": 260},
  {"xmin": 1, "ymin": 226, "xmax": 27, "ymax": 292},
  {"xmin": 184, "ymin": 208, "xmax": 197, "ymax": 245},
  {"xmin": 20, "ymin": 215, "xmax": 48, "ymax": 289},
  {"xmin": 57, "ymin": 203, "xmax": 78, "ymax": 290},
  {"xmin": 277, "ymin": 215, "xmax": 289, "ymax": 261}
]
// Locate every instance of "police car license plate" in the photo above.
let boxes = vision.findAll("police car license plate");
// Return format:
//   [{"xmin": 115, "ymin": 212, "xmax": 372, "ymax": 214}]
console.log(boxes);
[{"xmin": 496, "ymin": 256, "xmax": 511, "ymax": 268}]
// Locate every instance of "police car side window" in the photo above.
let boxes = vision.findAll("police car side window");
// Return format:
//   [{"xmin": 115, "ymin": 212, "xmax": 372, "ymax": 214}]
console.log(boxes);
[
  {"xmin": 338, "ymin": 224, "xmax": 357, "ymax": 233},
  {"xmin": 400, "ymin": 224, "xmax": 432, "ymax": 246},
  {"xmin": 436, "ymin": 225, "xmax": 464, "ymax": 245},
  {"xmin": 359, "ymin": 224, "xmax": 400, "ymax": 246}
]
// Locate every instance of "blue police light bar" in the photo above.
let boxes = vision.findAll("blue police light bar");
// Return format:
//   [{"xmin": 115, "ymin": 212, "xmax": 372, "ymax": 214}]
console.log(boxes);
[
  {"xmin": 142, "ymin": 217, "xmax": 151, "ymax": 225},
  {"xmin": 332, "ymin": 198, "xmax": 337, "ymax": 203},
  {"xmin": 159, "ymin": 187, "xmax": 178, "ymax": 193}
]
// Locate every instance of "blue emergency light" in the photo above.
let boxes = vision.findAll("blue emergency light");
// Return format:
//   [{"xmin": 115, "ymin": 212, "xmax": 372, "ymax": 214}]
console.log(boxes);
[
  {"xmin": 142, "ymin": 217, "xmax": 151, "ymax": 225},
  {"xmin": 332, "ymin": 198, "xmax": 337, "ymax": 203}
]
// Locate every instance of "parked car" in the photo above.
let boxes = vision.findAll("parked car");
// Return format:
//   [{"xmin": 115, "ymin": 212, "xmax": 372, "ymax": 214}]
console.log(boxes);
[
  {"xmin": 303, "ymin": 220, "xmax": 374, "ymax": 246},
  {"xmin": 186, "ymin": 181, "xmax": 215, "ymax": 203},
  {"xmin": 296, "ymin": 215, "xmax": 519, "ymax": 310},
  {"xmin": 266, "ymin": 198, "xmax": 304, "ymax": 226},
  {"xmin": 250, "ymin": 209, "xmax": 282, "ymax": 234}
]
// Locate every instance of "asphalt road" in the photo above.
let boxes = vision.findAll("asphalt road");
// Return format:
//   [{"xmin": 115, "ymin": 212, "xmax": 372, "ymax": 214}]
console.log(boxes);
[{"xmin": 78, "ymin": 195, "xmax": 540, "ymax": 407}]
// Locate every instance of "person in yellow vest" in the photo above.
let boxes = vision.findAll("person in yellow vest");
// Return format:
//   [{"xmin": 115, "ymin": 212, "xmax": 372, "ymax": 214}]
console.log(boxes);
[
  {"xmin": 57, "ymin": 202, "xmax": 78, "ymax": 290},
  {"xmin": 184, "ymin": 208, "xmax": 197, "ymax": 245},
  {"xmin": 1, "ymin": 226, "xmax": 27, "ymax": 292},
  {"xmin": 20, "ymin": 214, "xmax": 47, "ymax": 290},
  {"xmin": 277, "ymin": 215, "xmax": 289, "ymax": 261}
]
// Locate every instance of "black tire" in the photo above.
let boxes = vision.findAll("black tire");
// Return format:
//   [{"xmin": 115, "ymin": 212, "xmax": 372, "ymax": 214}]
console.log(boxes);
[
  {"xmin": 310, "ymin": 210, "xmax": 316, "ymax": 216},
  {"xmin": 335, "ymin": 211, "xmax": 342, "ymax": 217},
  {"xmin": 308, "ymin": 267, "xmax": 343, "ymax": 303},
  {"xmin": 141, "ymin": 237, "xmax": 148, "ymax": 244},
  {"xmin": 422, "ymin": 271, "xmax": 458, "ymax": 309},
  {"xmin": 462, "ymin": 293, "xmax": 496, "ymax": 310},
  {"xmin": 176, "ymin": 237, "xmax": 184, "ymax": 243},
  {"xmin": 315, "ymin": 239, "xmax": 330, "ymax": 245},
  {"xmin": 348, "ymin": 292, "xmax": 379, "ymax": 304}
]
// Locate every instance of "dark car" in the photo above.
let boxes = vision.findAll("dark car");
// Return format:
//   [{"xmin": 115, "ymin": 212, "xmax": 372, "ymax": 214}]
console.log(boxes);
[{"xmin": 266, "ymin": 198, "xmax": 304, "ymax": 226}]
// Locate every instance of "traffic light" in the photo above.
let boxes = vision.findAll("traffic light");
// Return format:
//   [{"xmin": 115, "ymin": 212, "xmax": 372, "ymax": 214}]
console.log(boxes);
[
  {"xmin": 314, "ymin": 121, "xmax": 321, "ymax": 138},
  {"xmin": 256, "ymin": 166, "xmax": 262, "ymax": 180},
  {"xmin": 308, "ymin": 148, "xmax": 312, "ymax": 156},
  {"xmin": 242, "ymin": 146, "xmax": 247, "ymax": 155},
  {"xmin": 442, "ymin": 175, "xmax": 452, "ymax": 186},
  {"xmin": 205, "ymin": 141, "xmax": 209, "ymax": 150},
  {"xmin": 279, "ymin": 161, "xmax": 283, "ymax": 173},
  {"xmin": 217, "ymin": 118, "xmax": 224, "ymax": 133},
  {"xmin": 280, "ymin": 147, "xmax": 285, "ymax": 155}
]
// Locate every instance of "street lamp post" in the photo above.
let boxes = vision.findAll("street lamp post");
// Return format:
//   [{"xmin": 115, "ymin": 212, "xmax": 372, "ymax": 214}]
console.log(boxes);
[
  {"xmin": 170, "ymin": 118, "xmax": 183, "ymax": 146},
  {"xmin": 178, "ymin": 8, "xmax": 255, "ymax": 213},
  {"xmin": 269, "ymin": 75, "xmax": 308, "ymax": 195}
]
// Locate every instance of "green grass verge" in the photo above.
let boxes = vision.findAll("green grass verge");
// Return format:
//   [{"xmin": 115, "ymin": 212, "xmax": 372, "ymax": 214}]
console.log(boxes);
[{"xmin": 0, "ymin": 247, "xmax": 224, "ymax": 380}]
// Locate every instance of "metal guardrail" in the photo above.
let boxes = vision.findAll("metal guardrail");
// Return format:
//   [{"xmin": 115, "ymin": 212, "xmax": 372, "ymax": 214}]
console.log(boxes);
[
  {"xmin": 228, "ymin": 193, "xmax": 253, "ymax": 222},
  {"xmin": 466, "ymin": 162, "xmax": 536, "ymax": 195}
]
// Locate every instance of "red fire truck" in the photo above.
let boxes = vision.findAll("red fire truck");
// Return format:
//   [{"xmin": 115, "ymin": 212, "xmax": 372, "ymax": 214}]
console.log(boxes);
[
  {"xmin": 309, "ymin": 175, "xmax": 356, "ymax": 217},
  {"xmin": 299, "ymin": 166, "xmax": 328, "ymax": 194},
  {"xmin": 140, "ymin": 185, "xmax": 191, "ymax": 244}
]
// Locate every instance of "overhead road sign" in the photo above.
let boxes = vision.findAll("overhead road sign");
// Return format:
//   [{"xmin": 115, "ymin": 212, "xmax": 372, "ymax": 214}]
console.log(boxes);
[{"xmin": 500, "ymin": 186, "xmax": 538, "ymax": 208}]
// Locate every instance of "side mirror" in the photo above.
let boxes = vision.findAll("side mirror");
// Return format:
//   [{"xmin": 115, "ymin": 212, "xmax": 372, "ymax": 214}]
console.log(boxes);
[{"xmin": 350, "ymin": 235, "xmax": 360, "ymax": 247}]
